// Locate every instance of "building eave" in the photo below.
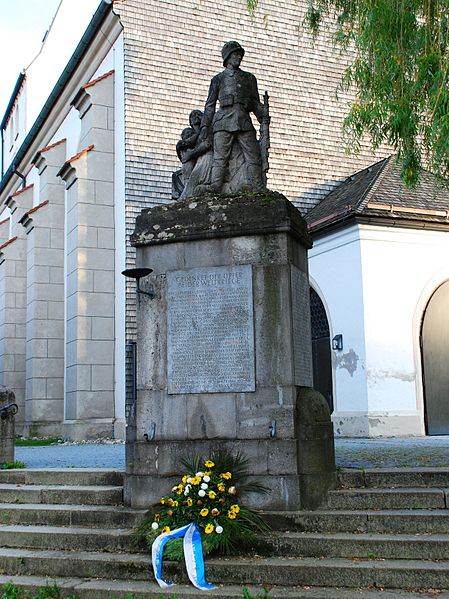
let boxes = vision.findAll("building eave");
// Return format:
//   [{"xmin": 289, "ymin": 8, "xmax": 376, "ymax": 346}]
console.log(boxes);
[
  {"xmin": 1, "ymin": 72, "xmax": 26, "ymax": 131},
  {"xmin": 309, "ymin": 213, "xmax": 449, "ymax": 241}
]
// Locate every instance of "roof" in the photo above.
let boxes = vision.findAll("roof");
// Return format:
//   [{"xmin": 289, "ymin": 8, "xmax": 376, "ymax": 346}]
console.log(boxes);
[{"xmin": 306, "ymin": 156, "xmax": 449, "ymax": 234}]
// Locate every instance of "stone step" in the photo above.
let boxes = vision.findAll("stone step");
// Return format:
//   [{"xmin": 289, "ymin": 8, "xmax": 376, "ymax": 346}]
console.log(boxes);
[
  {"xmin": 4, "ymin": 575, "xmax": 449, "ymax": 599},
  {"xmin": 3, "ymin": 575, "xmax": 449, "ymax": 599},
  {"xmin": 0, "ymin": 484, "xmax": 123, "ymax": 505},
  {"xmin": 0, "ymin": 468, "xmax": 124, "ymax": 487},
  {"xmin": 1, "ymin": 548, "xmax": 449, "ymax": 589},
  {"xmin": 0, "ymin": 502, "xmax": 147, "ymax": 527},
  {"xmin": 168, "ymin": 555, "xmax": 449, "ymax": 590},
  {"xmin": 338, "ymin": 468, "xmax": 449, "ymax": 489},
  {"xmin": 327, "ymin": 487, "xmax": 448, "ymax": 510},
  {"xmin": 0, "ymin": 524, "xmax": 142, "ymax": 553},
  {"xmin": 263, "ymin": 509, "xmax": 449, "ymax": 533},
  {"xmin": 269, "ymin": 531, "xmax": 449, "ymax": 560}
]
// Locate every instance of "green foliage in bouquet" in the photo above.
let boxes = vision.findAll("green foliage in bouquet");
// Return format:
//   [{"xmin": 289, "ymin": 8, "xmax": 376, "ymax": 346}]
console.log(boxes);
[{"xmin": 137, "ymin": 450, "xmax": 270, "ymax": 560}]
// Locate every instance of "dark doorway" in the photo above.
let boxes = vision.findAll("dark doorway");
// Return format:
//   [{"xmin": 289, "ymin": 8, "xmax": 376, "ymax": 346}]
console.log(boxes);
[
  {"xmin": 310, "ymin": 287, "xmax": 333, "ymax": 413},
  {"xmin": 421, "ymin": 280, "xmax": 449, "ymax": 435}
]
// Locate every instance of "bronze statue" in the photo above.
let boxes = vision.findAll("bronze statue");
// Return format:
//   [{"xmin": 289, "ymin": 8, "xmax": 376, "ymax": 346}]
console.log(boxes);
[{"xmin": 173, "ymin": 42, "xmax": 270, "ymax": 200}]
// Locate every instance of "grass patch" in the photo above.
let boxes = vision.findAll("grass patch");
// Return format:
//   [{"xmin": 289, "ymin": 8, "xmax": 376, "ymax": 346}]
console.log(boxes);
[
  {"xmin": 1, "ymin": 460, "xmax": 25, "ymax": 470},
  {"xmin": 15, "ymin": 437, "xmax": 63, "ymax": 447},
  {"xmin": 2, "ymin": 582, "xmax": 271, "ymax": 598}
]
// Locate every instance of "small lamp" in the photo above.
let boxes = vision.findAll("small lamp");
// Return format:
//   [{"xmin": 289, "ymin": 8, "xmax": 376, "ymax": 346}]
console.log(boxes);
[
  {"xmin": 332, "ymin": 334, "xmax": 343, "ymax": 351},
  {"xmin": 121, "ymin": 267, "xmax": 155, "ymax": 299}
]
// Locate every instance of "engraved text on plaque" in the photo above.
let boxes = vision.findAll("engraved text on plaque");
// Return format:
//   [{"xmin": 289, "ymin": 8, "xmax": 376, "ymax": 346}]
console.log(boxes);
[{"xmin": 167, "ymin": 265, "xmax": 255, "ymax": 394}]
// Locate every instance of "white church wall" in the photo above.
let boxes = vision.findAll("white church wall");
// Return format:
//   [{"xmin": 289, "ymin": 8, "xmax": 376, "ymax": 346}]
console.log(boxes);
[
  {"xmin": 311, "ymin": 222, "xmax": 449, "ymax": 437},
  {"xmin": 359, "ymin": 224, "xmax": 449, "ymax": 437},
  {"xmin": 309, "ymin": 225, "xmax": 369, "ymax": 436}
]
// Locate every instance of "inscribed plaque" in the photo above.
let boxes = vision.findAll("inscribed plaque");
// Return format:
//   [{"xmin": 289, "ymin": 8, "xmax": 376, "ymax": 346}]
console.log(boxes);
[
  {"xmin": 167, "ymin": 265, "xmax": 255, "ymax": 394},
  {"xmin": 291, "ymin": 265, "xmax": 313, "ymax": 386}
]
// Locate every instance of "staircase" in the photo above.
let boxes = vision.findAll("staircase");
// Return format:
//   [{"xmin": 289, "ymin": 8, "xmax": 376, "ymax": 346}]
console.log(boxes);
[{"xmin": 0, "ymin": 468, "xmax": 448, "ymax": 598}]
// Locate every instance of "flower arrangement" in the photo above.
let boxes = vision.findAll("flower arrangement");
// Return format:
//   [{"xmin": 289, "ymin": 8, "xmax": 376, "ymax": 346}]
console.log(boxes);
[{"xmin": 139, "ymin": 450, "xmax": 269, "ymax": 560}]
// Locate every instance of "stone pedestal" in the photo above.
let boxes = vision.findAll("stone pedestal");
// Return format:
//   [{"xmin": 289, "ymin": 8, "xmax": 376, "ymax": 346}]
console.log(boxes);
[
  {"xmin": 0, "ymin": 387, "xmax": 17, "ymax": 465},
  {"xmin": 125, "ymin": 191, "xmax": 336, "ymax": 510}
]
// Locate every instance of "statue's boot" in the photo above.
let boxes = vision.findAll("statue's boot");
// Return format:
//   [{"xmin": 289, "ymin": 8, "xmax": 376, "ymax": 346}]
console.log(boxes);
[
  {"xmin": 247, "ymin": 164, "xmax": 266, "ymax": 192},
  {"xmin": 209, "ymin": 165, "xmax": 227, "ymax": 194}
]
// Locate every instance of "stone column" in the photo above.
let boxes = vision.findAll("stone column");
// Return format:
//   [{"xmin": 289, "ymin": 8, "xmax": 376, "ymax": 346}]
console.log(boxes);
[
  {"xmin": 125, "ymin": 192, "xmax": 336, "ymax": 510},
  {"xmin": 57, "ymin": 71, "xmax": 116, "ymax": 439},
  {"xmin": 0, "ymin": 185, "xmax": 33, "ymax": 432},
  {"xmin": 18, "ymin": 140, "xmax": 67, "ymax": 437}
]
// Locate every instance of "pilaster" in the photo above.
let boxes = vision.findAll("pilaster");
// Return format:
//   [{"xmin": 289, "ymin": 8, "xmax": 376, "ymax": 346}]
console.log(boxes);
[
  {"xmin": 20, "ymin": 139, "xmax": 67, "ymax": 437},
  {"xmin": 0, "ymin": 185, "xmax": 33, "ymax": 431},
  {"xmin": 57, "ymin": 70, "xmax": 116, "ymax": 440}
]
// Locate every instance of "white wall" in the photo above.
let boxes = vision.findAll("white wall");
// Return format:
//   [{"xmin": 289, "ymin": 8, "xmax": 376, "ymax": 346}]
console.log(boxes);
[
  {"xmin": 359, "ymin": 224, "xmax": 449, "ymax": 436},
  {"xmin": 309, "ymin": 222, "xmax": 449, "ymax": 437},
  {"xmin": 309, "ymin": 225, "xmax": 369, "ymax": 436}
]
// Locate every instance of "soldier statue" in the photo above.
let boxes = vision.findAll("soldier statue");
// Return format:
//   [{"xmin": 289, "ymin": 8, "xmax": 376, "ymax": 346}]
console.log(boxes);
[{"xmin": 173, "ymin": 41, "xmax": 270, "ymax": 199}]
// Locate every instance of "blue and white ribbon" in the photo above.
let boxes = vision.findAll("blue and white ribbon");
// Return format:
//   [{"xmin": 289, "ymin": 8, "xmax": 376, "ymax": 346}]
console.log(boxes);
[{"xmin": 152, "ymin": 522, "xmax": 215, "ymax": 590}]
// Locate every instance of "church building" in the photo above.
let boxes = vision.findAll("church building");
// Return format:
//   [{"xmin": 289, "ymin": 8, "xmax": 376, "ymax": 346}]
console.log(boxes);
[{"xmin": 0, "ymin": 0, "xmax": 447, "ymax": 438}]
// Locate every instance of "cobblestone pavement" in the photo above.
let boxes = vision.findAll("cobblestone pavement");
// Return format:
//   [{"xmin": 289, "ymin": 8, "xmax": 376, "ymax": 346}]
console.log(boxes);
[
  {"xmin": 14, "ymin": 436, "xmax": 449, "ymax": 469},
  {"xmin": 335, "ymin": 436, "xmax": 449, "ymax": 469},
  {"xmin": 15, "ymin": 442, "xmax": 126, "ymax": 469}
]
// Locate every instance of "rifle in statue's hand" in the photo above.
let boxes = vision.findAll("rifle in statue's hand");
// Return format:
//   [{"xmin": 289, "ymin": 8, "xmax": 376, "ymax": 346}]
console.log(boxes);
[{"xmin": 259, "ymin": 91, "xmax": 270, "ymax": 181}]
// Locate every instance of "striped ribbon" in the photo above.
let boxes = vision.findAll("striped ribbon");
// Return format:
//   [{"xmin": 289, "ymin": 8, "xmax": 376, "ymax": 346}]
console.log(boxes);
[{"xmin": 152, "ymin": 522, "xmax": 215, "ymax": 590}]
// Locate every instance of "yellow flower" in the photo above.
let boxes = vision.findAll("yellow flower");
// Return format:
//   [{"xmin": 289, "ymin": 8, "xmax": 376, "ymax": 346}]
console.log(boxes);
[
  {"xmin": 230, "ymin": 504, "xmax": 240, "ymax": 513},
  {"xmin": 217, "ymin": 483, "xmax": 225, "ymax": 492},
  {"xmin": 211, "ymin": 508, "xmax": 220, "ymax": 517},
  {"xmin": 204, "ymin": 460, "xmax": 215, "ymax": 468},
  {"xmin": 182, "ymin": 475, "xmax": 188, "ymax": 484},
  {"xmin": 220, "ymin": 472, "xmax": 232, "ymax": 480},
  {"xmin": 154, "ymin": 513, "xmax": 160, "ymax": 521},
  {"xmin": 204, "ymin": 471, "xmax": 212, "ymax": 477},
  {"xmin": 160, "ymin": 498, "xmax": 166, "ymax": 505},
  {"xmin": 172, "ymin": 501, "xmax": 179, "ymax": 507},
  {"xmin": 227, "ymin": 511, "xmax": 237, "ymax": 519},
  {"xmin": 161, "ymin": 526, "xmax": 171, "ymax": 533},
  {"xmin": 205, "ymin": 523, "xmax": 214, "ymax": 534},
  {"xmin": 208, "ymin": 491, "xmax": 216, "ymax": 499},
  {"xmin": 200, "ymin": 508, "xmax": 209, "ymax": 517},
  {"xmin": 187, "ymin": 498, "xmax": 193, "ymax": 506},
  {"xmin": 191, "ymin": 476, "xmax": 201, "ymax": 486}
]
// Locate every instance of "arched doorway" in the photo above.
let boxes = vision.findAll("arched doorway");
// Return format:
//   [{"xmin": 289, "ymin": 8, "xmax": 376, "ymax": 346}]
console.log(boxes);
[
  {"xmin": 309, "ymin": 287, "xmax": 333, "ymax": 413},
  {"xmin": 421, "ymin": 280, "xmax": 449, "ymax": 435}
]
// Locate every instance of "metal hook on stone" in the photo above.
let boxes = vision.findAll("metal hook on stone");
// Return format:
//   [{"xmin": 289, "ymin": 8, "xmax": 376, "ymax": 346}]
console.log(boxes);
[{"xmin": 144, "ymin": 422, "xmax": 156, "ymax": 442}]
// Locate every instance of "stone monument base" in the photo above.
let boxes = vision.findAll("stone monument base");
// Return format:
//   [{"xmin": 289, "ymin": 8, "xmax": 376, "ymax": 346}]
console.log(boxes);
[{"xmin": 125, "ymin": 191, "xmax": 336, "ymax": 510}]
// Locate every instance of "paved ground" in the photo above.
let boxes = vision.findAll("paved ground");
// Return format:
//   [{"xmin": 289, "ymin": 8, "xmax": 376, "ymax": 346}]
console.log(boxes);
[{"xmin": 14, "ymin": 436, "xmax": 449, "ymax": 469}]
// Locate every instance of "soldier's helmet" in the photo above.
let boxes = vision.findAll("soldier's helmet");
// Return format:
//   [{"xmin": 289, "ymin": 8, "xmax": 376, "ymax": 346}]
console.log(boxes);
[{"xmin": 221, "ymin": 41, "xmax": 245, "ymax": 66}]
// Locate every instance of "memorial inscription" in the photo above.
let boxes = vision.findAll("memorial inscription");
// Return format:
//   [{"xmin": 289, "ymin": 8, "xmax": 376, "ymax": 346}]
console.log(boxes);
[
  {"xmin": 167, "ymin": 265, "xmax": 255, "ymax": 394},
  {"xmin": 291, "ymin": 265, "xmax": 313, "ymax": 387}
]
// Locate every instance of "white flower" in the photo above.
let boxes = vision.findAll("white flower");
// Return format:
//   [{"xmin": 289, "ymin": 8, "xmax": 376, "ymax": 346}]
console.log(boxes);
[
  {"xmin": 196, "ymin": 471, "xmax": 204, "ymax": 477},
  {"xmin": 187, "ymin": 477, "xmax": 192, "ymax": 483},
  {"xmin": 215, "ymin": 525, "xmax": 223, "ymax": 534},
  {"xmin": 203, "ymin": 475, "xmax": 210, "ymax": 483},
  {"xmin": 200, "ymin": 483, "xmax": 208, "ymax": 490},
  {"xmin": 151, "ymin": 522, "xmax": 159, "ymax": 530},
  {"xmin": 171, "ymin": 486, "xmax": 178, "ymax": 492},
  {"xmin": 198, "ymin": 489, "xmax": 206, "ymax": 497}
]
